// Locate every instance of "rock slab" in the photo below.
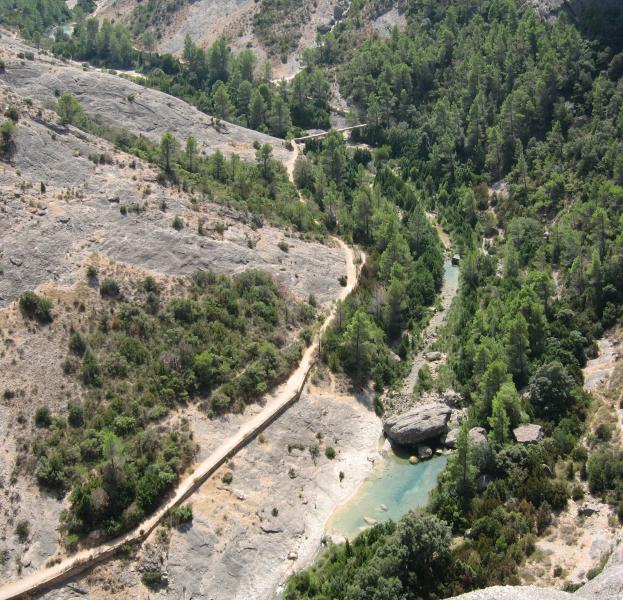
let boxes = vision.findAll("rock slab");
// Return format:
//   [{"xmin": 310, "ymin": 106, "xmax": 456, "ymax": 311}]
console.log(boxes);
[
  {"xmin": 383, "ymin": 403, "xmax": 451, "ymax": 445},
  {"xmin": 513, "ymin": 424, "xmax": 544, "ymax": 444}
]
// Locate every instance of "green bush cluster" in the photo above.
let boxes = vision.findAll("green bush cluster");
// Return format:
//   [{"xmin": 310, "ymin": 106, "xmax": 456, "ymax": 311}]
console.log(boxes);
[
  {"xmin": 285, "ymin": 514, "xmax": 468, "ymax": 599},
  {"xmin": 19, "ymin": 291, "xmax": 53, "ymax": 323},
  {"xmin": 29, "ymin": 269, "xmax": 313, "ymax": 540}
]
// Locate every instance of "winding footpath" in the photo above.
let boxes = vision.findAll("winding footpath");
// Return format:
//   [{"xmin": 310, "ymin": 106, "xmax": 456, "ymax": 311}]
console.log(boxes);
[{"xmin": 0, "ymin": 242, "xmax": 360, "ymax": 598}]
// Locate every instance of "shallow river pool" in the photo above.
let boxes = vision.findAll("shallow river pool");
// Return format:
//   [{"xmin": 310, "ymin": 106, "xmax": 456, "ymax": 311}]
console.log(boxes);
[{"xmin": 325, "ymin": 452, "xmax": 448, "ymax": 540}]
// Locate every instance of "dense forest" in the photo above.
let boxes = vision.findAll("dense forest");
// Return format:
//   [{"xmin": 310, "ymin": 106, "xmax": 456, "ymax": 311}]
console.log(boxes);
[{"xmin": 286, "ymin": 0, "xmax": 623, "ymax": 597}]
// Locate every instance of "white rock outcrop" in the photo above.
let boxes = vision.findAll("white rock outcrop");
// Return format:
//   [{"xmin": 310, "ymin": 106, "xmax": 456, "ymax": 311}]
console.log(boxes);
[{"xmin": 513, "ymin": 424, "xmax": 544, "ymax": 444}]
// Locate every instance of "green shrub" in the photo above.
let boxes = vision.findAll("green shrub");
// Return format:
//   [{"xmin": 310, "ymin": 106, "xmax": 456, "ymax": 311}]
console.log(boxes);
[
  {"xmin": 595, "ymin": 423, "xmax": 612, "ymax": 442},
  {"xmin": 571, "ymin": 485, "xmax": 585, "ymax": 501},
  {"xmin": 172, "ymin": 215, "xmax": 184, "ymax": 230},
  {"xmin": 35, "ymin": 406, "xmax": 52, "ymax": 428},
  {"xmin": 19, "ymin": 292, "xmax": 53, "ymax": 323},
  {"xmin": 14, "ymin": 520, "xmax": 30, "ymax": 543},
  {"xmin": 68, "ymin": 401, "xmax": 84, "ymax": 427},
  {"xmin": 0, "ymin": 119, "xmax": 16, "ymax": 156},
  {"xmin": 167, "ymin": 504, "xmax": 193, "ymax": 526},
  {"xmin": 100, "ymin": 279, "xmax": 120, "ymax": 298},
  {"xmin": 69, "ymin": 332, "xmax": 87, "ymax": 356},
  {"xmin": 309, "ymin": 444, "xmax": 319, "ymax": 461},
  {"xmin": 141, "ymin": 569, "xmax": 163, "ymax": 589},
  {"xmin": 86, "ymin": 265, "xmax": 98, "ymax": 282},
  {"xmin": 325, "ymin": 446, "xmax": 336, "ymax": 459},
  {"xmin": 81, "ymin": 349, "xmax": 102, "ymax": 386},
  {"xmin": 5, "ymin": 106, "xmax": 19, "ymax": 122}
]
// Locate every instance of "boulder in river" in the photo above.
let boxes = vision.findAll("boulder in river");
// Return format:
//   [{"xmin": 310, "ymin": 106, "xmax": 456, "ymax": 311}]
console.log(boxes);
[
  {"xmin": 383, "ymin": 402, "xmax": 451, "ymax": 446},
  {"xmin": 417, "ymin": 445, "xmax": 433, "ymax": 459},
  {"xmin": 513, "ymin": 424, "xmax": 544, "ymax": 444}
]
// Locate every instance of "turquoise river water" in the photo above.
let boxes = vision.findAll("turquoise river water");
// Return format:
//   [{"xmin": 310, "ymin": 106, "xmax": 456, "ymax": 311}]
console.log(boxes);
[{"xmin": 325, "ymin": 453, "xmax": 448, "ymax": 540}]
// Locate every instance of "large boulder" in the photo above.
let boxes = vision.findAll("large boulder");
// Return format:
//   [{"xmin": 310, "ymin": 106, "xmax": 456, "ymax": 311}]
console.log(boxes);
[
  {"xmin": 442, "ymin": 389, "xmax": 463, "ymax": 407},
  {"xmin": 383, "ymin": 403, "xmax": 451, "ymax": 446},
  {"xmin": 468, "ymin": 427, "xmax": 488, "ymax": 445},
  {"xmin": 513, "ymin": 424, "xmax": 544, "ymax": 444}
]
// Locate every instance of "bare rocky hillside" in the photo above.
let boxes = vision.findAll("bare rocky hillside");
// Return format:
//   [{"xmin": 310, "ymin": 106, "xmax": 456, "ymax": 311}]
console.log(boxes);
[{"xmin": 95, "ymin": 0, "xmax": 347, "ymax": 79}]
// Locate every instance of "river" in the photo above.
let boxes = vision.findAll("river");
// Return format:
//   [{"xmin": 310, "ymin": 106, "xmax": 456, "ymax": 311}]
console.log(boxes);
[
  {"xmin": 324, "ymin": 248, "xmax": 459, "ymax": 541},
  {"xmin": 325, "ymin": 451, "xmax": 448, "ymax": 540}
]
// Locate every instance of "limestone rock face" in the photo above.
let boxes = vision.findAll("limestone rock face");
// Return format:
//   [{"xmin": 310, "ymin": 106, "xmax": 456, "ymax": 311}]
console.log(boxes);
[
  {"xmin": 449, "ymin": 586, "xmax": 573, "ymax": 599},
  {"xmin": 383, "ymin": 403, "xmax": 451, "ymax": 445},
  {"xmin": 449, "ymin": 531, "xmax": 623, "ymax": 600},
  {"xmin": 513, "ymin": 424, "xmax": 544, "ymax": 444}
]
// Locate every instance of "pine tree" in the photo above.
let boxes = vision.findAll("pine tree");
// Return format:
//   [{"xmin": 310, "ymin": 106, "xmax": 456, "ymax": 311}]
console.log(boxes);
[
  {"xmin": 488, "ymin": 391, "xmax": 510, "ymax": 448},
  {"xmin": 248, "ymin": 89, "xmax": 266, "ymax": 130},
  {"xmin": 505, "ymin": 314, "xmax": 530, "ymax": 387},
  {"xmin": 158, "ymin": 132, "xmax": 179, "ymax": 173},
  {"xmin": 184, "ymin": 135, "xmax": 197, "ymax": 172}
]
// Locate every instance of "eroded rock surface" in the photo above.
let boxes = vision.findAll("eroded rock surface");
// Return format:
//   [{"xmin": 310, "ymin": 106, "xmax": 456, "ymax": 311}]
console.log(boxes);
[
  {"xmin": 38, "ymin": 390, "xmax": 381, "ymax": 600},
  {"xmin": 0, "ymin": 108, "xmax": 345, "ymax": 309},
  {"xmin": 0, "ymin": 33, "xmax": 290, "ymax": 164}
]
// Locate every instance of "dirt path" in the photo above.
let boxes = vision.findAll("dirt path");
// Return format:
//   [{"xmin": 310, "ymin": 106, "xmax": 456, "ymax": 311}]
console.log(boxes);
[
  {"xmin": 286, "ymin": 140, "xmax": 300, "ymax": 183},
  {"xmin": 400, "ymin": 216, "xmax": 458, "ymax": 397}
]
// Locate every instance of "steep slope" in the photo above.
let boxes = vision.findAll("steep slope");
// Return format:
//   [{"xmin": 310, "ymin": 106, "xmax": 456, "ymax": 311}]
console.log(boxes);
[
  {"xmin": 0, "ymin": 32, "xmax": 290, "ymax": 164},
  {"xmin": 94, "ymin": 0, "xmax": 348, "ymax": 79},
  {"xmin": 449, "ymin": 529, "xmax": 623, "ymax": 600}
]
